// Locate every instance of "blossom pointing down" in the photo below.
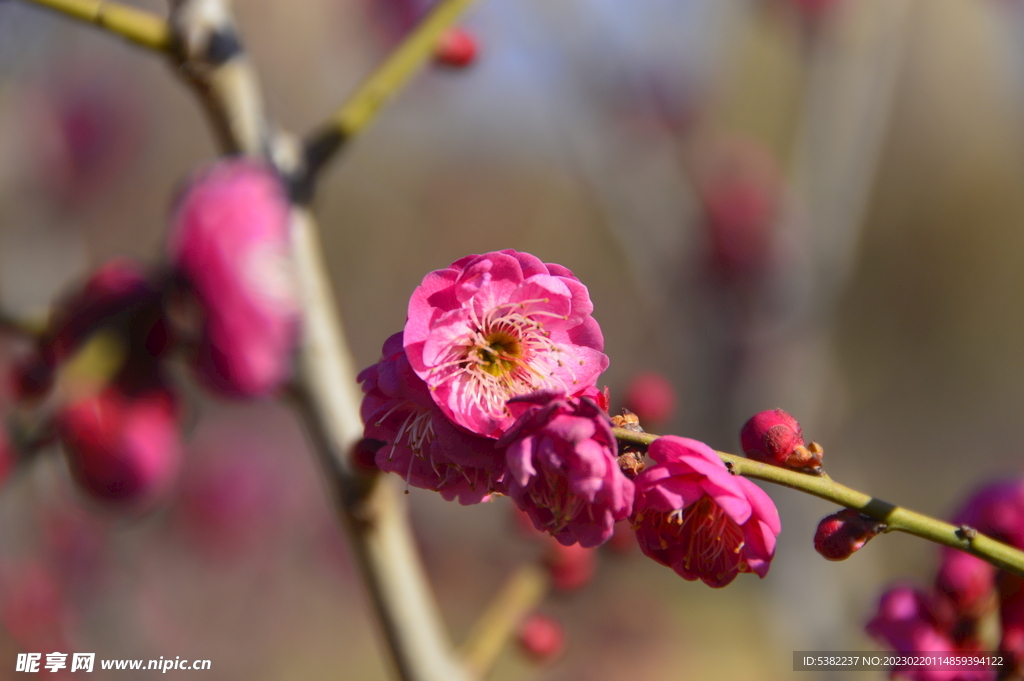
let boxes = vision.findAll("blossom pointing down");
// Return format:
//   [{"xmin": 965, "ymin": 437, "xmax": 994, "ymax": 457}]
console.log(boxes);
[{"xmin": 632, "ymin": 436, "xmax": 781, "ymax": 588}]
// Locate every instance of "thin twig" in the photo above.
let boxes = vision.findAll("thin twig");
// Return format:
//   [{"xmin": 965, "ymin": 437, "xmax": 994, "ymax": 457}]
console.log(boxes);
[
  {"xmin": 166, "ymin": 2, "xmax": 474, "ymax": 679},
  {"xmin": 15, "ymin": 0, "xmax": 171, "ymax": 52},
  {"xmin": 300, "ymin": 0, "xmax": 480, "ymax": 183},
  {"xmin": 613, "ymin": 428, "xmax": 1024, "ymax": 579},
  {"xmin": 458, "ymin": 563, "xmax": 549, "ymax": 678}
]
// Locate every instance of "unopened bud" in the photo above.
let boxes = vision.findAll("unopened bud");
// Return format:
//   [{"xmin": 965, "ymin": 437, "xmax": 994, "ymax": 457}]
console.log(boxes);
[
  {"xmin": 58, "ymin": 387, "xmax": 180, "ymax": 505},
  {"xmin": 434, "ymin": 27, "xmax": 477, "ymax": 69},
  {"xmin": 814, "ymin": 509, "xmax": 884, "ymax": 561},
  {"xmin": 740, "ymin": 408, "xmax": 822, "ymax": 472},
  {"xmin": 544, "ymin": 541, "xmax": 596, "ymax": 591},
  {"xmin": 623, "ymin": 371, "xmax": 676, "ymax": 427},
  {"xmin": 517, "ymin": 612, "xmax": 565, "ymax": 663}
]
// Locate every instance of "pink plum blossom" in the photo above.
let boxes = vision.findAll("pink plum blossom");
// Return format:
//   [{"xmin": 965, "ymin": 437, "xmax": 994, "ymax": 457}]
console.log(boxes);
[
  {"xmin": 631, "ymin": 435, "xmax": 780, "ymax": 588},
  {"xmin": 359, "ymin": 332, "xmax": 505, "ymax": 504},
  {"xmin": 497, "ymin": 390, "xmax": 632, "ymax": 548},
  {"xmin": 404, "ymin": 250, "xmax": 608, "ymax": 438},
  {"xmin": 167, "ymin": 159, "xmax": 299, "ymax": 397}
]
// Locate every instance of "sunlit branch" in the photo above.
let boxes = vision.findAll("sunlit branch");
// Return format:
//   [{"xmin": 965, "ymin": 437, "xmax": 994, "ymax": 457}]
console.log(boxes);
[
  {"xmin": 458, "ymin": 563, "xmax": 549, "ymax": 678},
  {"xmin": 301, "ymin": 0, "xmax": 479, "ymax": 182},
  {"xmin": 613, "ymin": 428, "xmax": 1024, "ymax": 579},
  {"xmin": 15, "ymin": 0, "xmax": 171, "ymax": 52}
]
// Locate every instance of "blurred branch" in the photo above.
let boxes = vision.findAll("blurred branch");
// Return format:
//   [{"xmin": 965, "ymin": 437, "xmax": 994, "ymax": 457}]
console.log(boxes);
[
  {"xmin": 15, "ymin": 0, "xmax": 171, "ymax": 52},
  {"xmin": 300, "ymin": 0, "xmax": 479, "ymax": 184},
  {"xmin": 167, "ymin": 2, "xmax": 473, "ymax": 680},
  {"xmin": 458, "ymin": 563, "xmax": 549, "ymax": 678},
  {"xmin": 613, "ymin": 428, "xmax": 1024, "ymax": 579},
  {"xmin": 0, "ymin": 311, "xmax": 45, "ymax": 340}
]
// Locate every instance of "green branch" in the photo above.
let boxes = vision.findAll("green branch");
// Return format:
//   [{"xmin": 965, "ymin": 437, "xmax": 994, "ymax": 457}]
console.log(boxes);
[
  {"xmin": 16, "ymin": 0, "xmax": 172, "ymax": 52},
  {"xmin": 302, "ymin": 0, "xmax": 479, "ymax": 178},
  {"xmin": 614, "ymin": 428, "xmax": 1024, "ymax": 579}
]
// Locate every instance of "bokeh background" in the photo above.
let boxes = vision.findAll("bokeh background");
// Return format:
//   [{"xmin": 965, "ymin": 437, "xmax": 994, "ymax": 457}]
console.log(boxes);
[{"xmin": 1, "ymin": 0, "xmax": 1024, "ymax": 678}]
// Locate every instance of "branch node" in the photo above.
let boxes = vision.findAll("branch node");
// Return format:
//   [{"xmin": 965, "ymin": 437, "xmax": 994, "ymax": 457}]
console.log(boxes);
[{"xmin": 956, "ymin": 525, "xmax": 978, "ymax": 542}]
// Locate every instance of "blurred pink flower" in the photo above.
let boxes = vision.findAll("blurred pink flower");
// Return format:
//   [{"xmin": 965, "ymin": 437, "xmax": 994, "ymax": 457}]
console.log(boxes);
[
  {"xmin": 404, "ymin": 250, "xmax": 608, "ymax": 437},
  {"xmin": 934, "ymin": 548, "xmax": 996, "ymax": 624},
  {"xmin": 632, "ymin": 436, "xmax": 780, "ymax": 587},
  {"xmin": 167, "ymin": 159, "xmax": 298, "ymax": 397},
  {"xmin": 0, "ymin": 562, "xmax": 74, "ymax": 654},
  {"xmin": 58, "ymin": 387, "xmax": 181, "ymax": 505},
  {"xmin": 952, "ymin": 479, "xmax": 1024, "ymax": 551},
  {"xmin": 623, "ymin": 371, "xmax": 676, "ymax": 427},
  {"xmin": 866, "ymin": 585, "xmax": 993, "ymax": 681},
  {"xmin": 498, "ymin": 390, "xmax": 632, "ymax": 548},
  {"xmin": 359, "ymin": 332, "xmax": 505, "ymax": 504}
]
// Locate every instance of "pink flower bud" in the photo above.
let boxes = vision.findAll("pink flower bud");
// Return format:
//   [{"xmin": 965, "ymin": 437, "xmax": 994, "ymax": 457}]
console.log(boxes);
[
  {"xmin": 167, "ymin": 159, "xmax": 299, "ymax": 398},
  {"xmin": 740, "ymin": 408, "xmax": 822, "ymax": 471},
  {"xmin": 813, "ymin": 509, "xmax": 883, "ymax": 561},
  {"xmin": 434, "ymin": 27, "xmax": 477, "ymax": 68},
  {"xmin": 517, "ymin": 613, "xmax": 565, "ymax": 663},
  {"xmin": 622, "ymin": 371, "xmax": 676, "ymax": 427},
  {"xmin": 58, "ymin": 387, "xmax": 181, "ymax": 505}
]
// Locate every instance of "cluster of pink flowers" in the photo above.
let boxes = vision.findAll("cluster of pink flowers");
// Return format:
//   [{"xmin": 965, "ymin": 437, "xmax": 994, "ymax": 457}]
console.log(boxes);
[
  {"xmin": 867, "ymin": 480, "xmax": 1024, "ymax": 680},
  {"xmin": 360, "ymin": 250, "xmax": 781, "ymax": 584},
  {"xmin": 6, "ymin": 157, "xmax": 299, "ymax": 507}
]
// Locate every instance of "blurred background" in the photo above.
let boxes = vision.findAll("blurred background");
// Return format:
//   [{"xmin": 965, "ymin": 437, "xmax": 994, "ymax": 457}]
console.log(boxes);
[{"xmin": 1, "ymin": 0, "xmax": 1024, "ymax": 678}]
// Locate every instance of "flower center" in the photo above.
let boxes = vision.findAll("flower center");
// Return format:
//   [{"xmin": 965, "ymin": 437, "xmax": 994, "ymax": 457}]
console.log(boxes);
[
  {"xmin": 428, "ymin": 299, "xmax": 578, "ymax": 423},
  {"xmin": 646, "ymin": 496, "xmax": 747, "ymax": 581},
  {"xmin": 526, "ymin": 467, "xmax": 585, "ymax": 533},
  {"xmin": 475, "ymin": 330, "xmax": 523, "ymax": 377}
]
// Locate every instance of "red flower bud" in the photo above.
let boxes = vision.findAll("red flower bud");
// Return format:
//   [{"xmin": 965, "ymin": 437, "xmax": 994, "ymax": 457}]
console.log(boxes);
[
  {"xmin": 544, "ymin": 541, "xmax": 596, "ymax": 592},
  {"xmin": 623, "ymin": 371, "xmax": 676, "ymax": 427},
  {"xmin": 517, "ymin": 613, "xmax": 565, "ymax": 663},
  {"xmin": 434, "ymin": 27, "xmax": 477, "ymax": 69},
  {"xmin": 740, "ymin": 408, "xmax": 822, "ymax": 472},
  {"xmin": 813, "ymin": 509, "xmax": 883, "ymax": 561},
  {"xmin": 58, "ymin": 387, "xmax": 181, "ymax": 506}
]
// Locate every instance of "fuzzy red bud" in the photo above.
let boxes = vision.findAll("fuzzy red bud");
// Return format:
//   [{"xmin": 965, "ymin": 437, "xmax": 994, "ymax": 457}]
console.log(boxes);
[
  {"xmin": 516, "ymin": 613, "xmax": 565, "ymax": 663},
  {"xmin": 434, "ymin": 27, "xmax": 477, "ymax": 69}
]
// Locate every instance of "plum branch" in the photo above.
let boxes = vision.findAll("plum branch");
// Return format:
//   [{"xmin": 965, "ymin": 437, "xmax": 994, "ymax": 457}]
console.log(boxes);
[{"xmin": 614, "ymin": 427, "xmax": 1024, "ymax": 579}]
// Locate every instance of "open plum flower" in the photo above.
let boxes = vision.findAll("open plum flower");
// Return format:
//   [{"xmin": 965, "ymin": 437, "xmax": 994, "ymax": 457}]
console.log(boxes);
[
  {"xmin": 403, "ymin": 250, "xmax": 608, "ymax": 438},
  {"xmin": 498, "ymin": 390, "xmax": 633, "ymax": 548},
  {"xmin": 359, "ymin": 332, "xmax": 506, "ymax": 504},
  {"xmin": 632, "ymin": 436, "xmax": 780, "ymax": 588}
]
